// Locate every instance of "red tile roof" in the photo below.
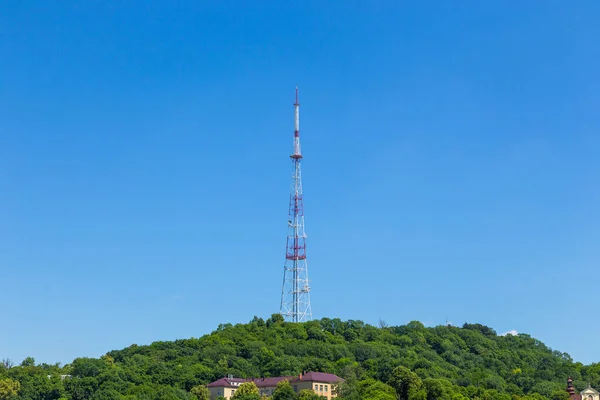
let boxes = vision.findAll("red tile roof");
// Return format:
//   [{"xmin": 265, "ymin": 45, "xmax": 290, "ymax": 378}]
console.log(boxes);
[
  {"xmin": 208, "ymin": 376, "xmax": 292, "ymax": 388},
  {"xmin": 292, "ymin": 372, "xmax": 343, "ymax": 383},
  {"xmin": 208, "ymin": 372, "xmax": 343, "ymax": 388}
]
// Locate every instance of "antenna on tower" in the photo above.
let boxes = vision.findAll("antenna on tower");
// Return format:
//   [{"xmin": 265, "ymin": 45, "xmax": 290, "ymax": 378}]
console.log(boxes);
[{"xmin": 280, "ymin": 87, "xmax": 312, "ymax": 323}]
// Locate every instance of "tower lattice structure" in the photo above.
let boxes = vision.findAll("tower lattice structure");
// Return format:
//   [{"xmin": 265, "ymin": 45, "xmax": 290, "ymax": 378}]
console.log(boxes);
[{"xmin": 280, "ymin": 87, "xmax": 312, "ymax": 323}]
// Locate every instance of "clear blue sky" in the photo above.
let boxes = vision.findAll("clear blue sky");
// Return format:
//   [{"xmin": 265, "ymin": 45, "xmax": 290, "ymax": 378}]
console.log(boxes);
[{"xmin": 1, "ymin": 1, "xmax": 599, "ymax": 366}]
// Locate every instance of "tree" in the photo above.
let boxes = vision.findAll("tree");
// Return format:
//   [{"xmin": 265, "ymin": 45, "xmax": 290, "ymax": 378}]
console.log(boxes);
[
  {"xmin": 266, "ymin": 314, "xmax": 285, "ymax": 327},
  {"xmin": 190, "ymin": 384, "xmax": 211, "ymax": 400},
  {"xmin": 388, "ymin": 366, "xmax": 426, "ymax": 400},
  {"xmin": 101, "ymin": 354, "xmax": 115, "ymax": 367},
  {"xmin": 422, "ymin": 378, "xmax": 457, "ymax": 400},
  {"xmin": 64, "ymin": 376, "xmax": 99, "ymax": 400},
  {"xmin": 462, "ymin": 323, "xmax": 497, "ymax": 337},
  {"xmin": 272, "ymin": 380, "xmax": 297, "ymax": 400},
  {"xmin": 298, "ymin": 390, "xmax": 322, "ymax": 400},
  {"xmin": 549, "ymin": 389, "xmax": 570, "ymax": 400},
  {"xmin": 335, "ymin": 365, "xmax": 361, "ymax": 400},
  {"xmin": 20, "ymin": 357, "xmax": 35, "ymax": 367},
  {"xmin": 231, "ymin": 382, "xmax": 260, "ymax": 400},
  {"xmin": 90, "ymin": 388, "xmax": 122, "ymax": 400},
  {"xmin": 521, "ymin": 394, "xmax": 546, "ymax": 400},
  {"xmin": 357, "ymin": 379, "xmax": 396, "ymax": 400},
  {"xmin": 70, "ymin": 357, "xmax": 107, "ymax": 378},
  {"xmin": 529, "ymin": 381, "xmax": 563, "ymax": 398},
  {"xmin": 0, "ymin": 378, "xmax": 20, "ymax": 400}
]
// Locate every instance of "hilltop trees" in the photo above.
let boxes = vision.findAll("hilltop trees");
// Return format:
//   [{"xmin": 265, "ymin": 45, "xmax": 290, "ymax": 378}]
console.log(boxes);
[{"xmin": 0, "ymin": 315, "xmax": 596, "ymax": 399}]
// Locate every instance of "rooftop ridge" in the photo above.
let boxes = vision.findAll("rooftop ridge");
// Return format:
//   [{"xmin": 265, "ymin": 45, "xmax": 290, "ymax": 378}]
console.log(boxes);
[{"xmin": 207, "ymin": 371, "xmax": 343, "ymax": 388}]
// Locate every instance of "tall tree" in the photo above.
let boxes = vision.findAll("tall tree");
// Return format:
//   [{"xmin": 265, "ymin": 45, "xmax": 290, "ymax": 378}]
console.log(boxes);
[
  {"xmin": 388, "ymin": 366, "xmax": 426, "ymax": 400},
  {"xmin": 190, "ymin": 384, "xmax": 211, "ymax": 400},
  {"xmin": 231, "ymin": 382, "xmax": 261, "ymax": 400},
  {"xmin": 272, "ymin": 380, "xmax": 297, "ymax": 400},
  {"xmin": 298, "ymin": 390, "xmax": 322, "ymax": 400},
  {"xmin": 20, "ymin": 357, "xmax": 35, "ymax": 367}
]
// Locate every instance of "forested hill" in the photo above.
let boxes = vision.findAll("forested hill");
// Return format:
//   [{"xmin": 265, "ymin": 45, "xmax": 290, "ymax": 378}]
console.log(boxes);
[{"xmin": 1, "ymin": 315, "xmax": 598, "ymax": 400}]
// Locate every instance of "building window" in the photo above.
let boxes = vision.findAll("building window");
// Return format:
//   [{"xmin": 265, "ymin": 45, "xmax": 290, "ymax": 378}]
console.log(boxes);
[
  {"xmin": 320, "ymin": 385, "xmax": 323, "ymax": 391},
  {"xmin": 325, "ymin": 386, "xmax": 328, "ymax": 392},
  {"xmin": 294, "ymin": 385, "xmax": 298, "ymax": 392}
]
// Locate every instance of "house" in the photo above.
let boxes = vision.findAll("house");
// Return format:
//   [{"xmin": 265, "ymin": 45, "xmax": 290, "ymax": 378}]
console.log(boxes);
[
  {"xmin": 567, "ymin": 377, "xmax": 600, "ymax": 400},
  {"xmin": 207, "ymin": 371, "xmax": 343, "ymax": 399},
  {"xmin": 208, "ymin": 375, "xmax": 289, "ymax": 399}
]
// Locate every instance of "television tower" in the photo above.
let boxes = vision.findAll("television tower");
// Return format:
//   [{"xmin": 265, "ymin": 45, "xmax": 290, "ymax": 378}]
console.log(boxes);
[{"xmin": 280, "ymin": 87, "xmax": 312, "ymax": 323}]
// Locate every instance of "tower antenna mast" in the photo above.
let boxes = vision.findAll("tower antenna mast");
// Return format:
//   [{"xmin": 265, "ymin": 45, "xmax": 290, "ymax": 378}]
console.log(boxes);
[{"xmin": 280, "ymin": 87, "xmax": 312, "ymax": 322}]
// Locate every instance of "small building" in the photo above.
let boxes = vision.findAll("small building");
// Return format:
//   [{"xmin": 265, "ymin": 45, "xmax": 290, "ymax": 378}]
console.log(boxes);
[
  {"xmin": 207, "ymin": 371, "xmax": 342, "ymax": 399},
  {"xmin": 567, "ymin": 377, "xmax": 600, "ymax": 400}
]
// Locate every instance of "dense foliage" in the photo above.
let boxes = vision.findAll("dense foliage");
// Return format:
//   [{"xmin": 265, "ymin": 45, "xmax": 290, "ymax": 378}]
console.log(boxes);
[{"xmin": 1, "ymin": 315, "xmax": 598, "ymax": 400}]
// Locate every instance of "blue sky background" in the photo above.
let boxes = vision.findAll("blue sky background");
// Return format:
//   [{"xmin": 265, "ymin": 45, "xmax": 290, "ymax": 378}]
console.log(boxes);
[{"xmin": 1, "ymin": 1, "xmax": 599, "ymax": 365}]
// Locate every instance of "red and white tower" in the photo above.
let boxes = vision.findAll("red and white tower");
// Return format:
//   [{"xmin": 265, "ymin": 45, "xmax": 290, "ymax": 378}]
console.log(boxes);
[{"xmin": 280, "ymin": 87, "xmax": 312, "ymax": 322}]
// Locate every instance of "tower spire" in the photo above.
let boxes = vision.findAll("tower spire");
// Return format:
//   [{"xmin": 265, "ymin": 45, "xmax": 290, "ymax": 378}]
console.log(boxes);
[
  {"xmin": 292, "ymin": 86, "xmax": 301, "ymax": 158},
  {"xmin": 280, "ymin": 87, "xmax": 312, "ymax": 322}
]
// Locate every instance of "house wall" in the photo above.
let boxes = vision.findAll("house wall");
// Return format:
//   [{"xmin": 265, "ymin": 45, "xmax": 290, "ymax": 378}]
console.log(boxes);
[
  {"xmin": 258, "ymin": 385, "xmax": 278, "ymax": 397},
  {"xmin": 208, "ymin": 386, "xmax": 239, "ymax": 400},
  {"xmin": 208, "ymin": 386, "xmax": 222, "ymax": 399},
  {"xmin": 581, "ymin": 390, "xmax": 600, "ymax": 400},
  {"xmin": 292, "ymin": 381, "xmax": 336, "ymax": 399}
]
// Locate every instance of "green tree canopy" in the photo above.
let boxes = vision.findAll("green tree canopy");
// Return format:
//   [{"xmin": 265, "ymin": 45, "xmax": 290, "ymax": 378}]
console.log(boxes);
[
  {"xmin": 190, "ymin": 384, "xmax": 211, "ymax": 400},
  {"xmin": 357, "ymin": 378, "xmax": 397, "ymax": 400},
  {"xmin": 231, "ymin": 382, "xmax": 260, "ymax": 400},
  {"xmin": 0, "ymin": 378, "xmax": 20, "ymax": 400},
  {"xmin": 297, "ymin": 389, "xmax": 322, "ymax": 400},
  {"xmin": 0, "ymin": 317, "xmax": 595, "ymax": 400},
  {"xmin": 272, "ymin": 380, "xmax": 297, "ymax": 400},
  {"xmin": 388, "ymin": 366, "xmax": 426, "ymax": 400}
]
